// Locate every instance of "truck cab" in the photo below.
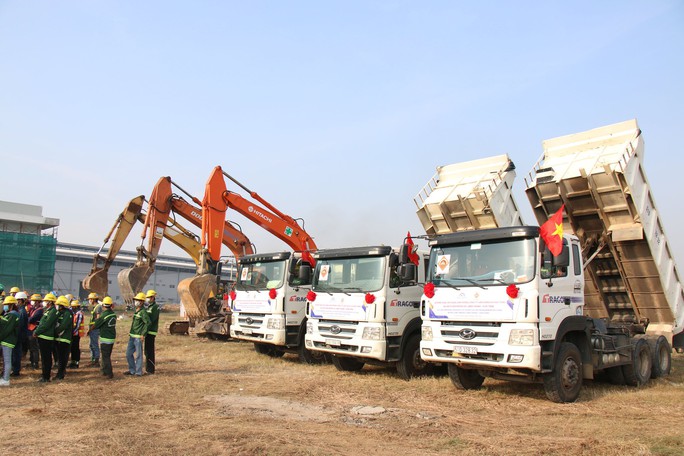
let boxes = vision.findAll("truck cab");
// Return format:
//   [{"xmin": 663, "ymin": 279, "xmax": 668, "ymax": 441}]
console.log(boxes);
[
  {"xmin": 304, "ymin": 245, "xmax": 429, "ymax": 379},
  {"xmin": 230, "ymin": 251, "xmax": 322, "ymax": 363}
]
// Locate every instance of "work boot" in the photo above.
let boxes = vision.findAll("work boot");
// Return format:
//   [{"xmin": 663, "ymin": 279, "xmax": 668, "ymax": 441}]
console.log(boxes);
[
  {"xmin": 0, "ymin": 379, "xmax": 9, "ymax": 387},
  {"xmin": 37, "ymin": 378, "xmax": 50, "ymax": 383}
]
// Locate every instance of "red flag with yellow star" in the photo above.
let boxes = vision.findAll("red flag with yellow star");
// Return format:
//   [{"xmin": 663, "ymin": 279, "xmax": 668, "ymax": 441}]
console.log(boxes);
[{"xmin": 540, "ymin": 205, "xmax": 565, "ymax": 256}]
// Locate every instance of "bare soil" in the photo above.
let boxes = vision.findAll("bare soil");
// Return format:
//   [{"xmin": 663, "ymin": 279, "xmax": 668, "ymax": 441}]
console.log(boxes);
[{"xmin": 2, "ymin": 312, "xmax": 683, "ymax": 455}]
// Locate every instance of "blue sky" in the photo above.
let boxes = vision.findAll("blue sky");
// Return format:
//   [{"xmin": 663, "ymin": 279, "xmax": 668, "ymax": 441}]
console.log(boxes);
[{"xmin": 1, "ymin": 1, "xmax": 683, "ymax": 263}]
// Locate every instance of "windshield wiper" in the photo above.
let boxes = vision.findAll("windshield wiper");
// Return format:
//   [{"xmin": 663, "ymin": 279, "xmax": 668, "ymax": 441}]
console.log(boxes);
[
  {"xmin": 450, "ymin": 277, "xmax": 487, "ymax": 290},
  {"xmin": 434, "ymin": 279, "xmax": 460, "ymax": 291},
  {"xmin": 315, "ymin": 285, "xmax": 350, "ymax": 296},
  {"xmin": 341, "ymin": 286, "xmax": 364, "ymax": 293},
  {"xmin": 237, "ymin": 283, "xmax": 258, "ymax": 291}
]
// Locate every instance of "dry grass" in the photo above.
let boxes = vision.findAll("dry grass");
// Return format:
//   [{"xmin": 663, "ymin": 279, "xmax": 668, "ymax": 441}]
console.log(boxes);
[{"xmin": 2, "ymin": 311, "xmax": 683, "ymax": 455}]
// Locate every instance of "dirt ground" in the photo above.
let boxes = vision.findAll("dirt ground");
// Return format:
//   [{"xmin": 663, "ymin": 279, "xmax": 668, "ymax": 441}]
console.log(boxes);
[{"xmin": 2, "ymin": 312, "xmax": 683, "ymax": 456}]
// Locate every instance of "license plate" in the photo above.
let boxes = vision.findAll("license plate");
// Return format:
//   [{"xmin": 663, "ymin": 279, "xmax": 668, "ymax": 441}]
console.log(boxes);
[
  {"xmin": 452, "ymin": 345, "xmax": 477, "ymax": 355},
  {"xmin": 325, "ymin": 338, "xmax": 341, "ymax": 347},
  {"xmin": 242, "ymin": 328, "xmax": 253, "ymax": 335}
]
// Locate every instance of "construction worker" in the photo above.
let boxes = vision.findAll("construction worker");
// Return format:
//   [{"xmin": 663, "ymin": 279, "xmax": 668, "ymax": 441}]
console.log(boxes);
[
  {"xmin": 144, "ymin": 289, "xmax": 159, "ymax": 374},
  {"xmin": 11, "ymin": 291, "xmax": 29, "ymax": 377},
  {"xmin": 0, "ymin": 284, "xmax": 4, "ymax": 297},
  {"xmin": 27, "ymin": 293, "xmax": 43, "ymax": 369},
  {"xmin": 125, "ymin": 293, "xmax": 150, "ymax": 376},
  {"xmin": 91, "ymin": 296, "xmax": 116, "ymax": 379},
  {"xmin": 54, "ymin": 296, "xmax": 73, "ymax": 380},
  {"xmin": 87, "ymin": 292, "xmax": 102, "ymax": 366},
  {"xmin": 0, "ymin": 296, "xmax": 20, "ymax": 386},
  {"xmin": 34, "ymin": 293, "xmax": 58, "ymax": 382},
  {"xmin": 69, "ymin": 299, "xmax": 85, "ymax": 368},
  {"xmin": 9, "ymin": 286, "xmax": 20, "ymax": 297}
]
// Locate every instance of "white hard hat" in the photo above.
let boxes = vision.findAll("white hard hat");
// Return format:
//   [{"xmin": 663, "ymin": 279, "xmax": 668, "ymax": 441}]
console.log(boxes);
[{"xmin": 15, "ymin": 291, "xmax": 28, "ymax": 300}]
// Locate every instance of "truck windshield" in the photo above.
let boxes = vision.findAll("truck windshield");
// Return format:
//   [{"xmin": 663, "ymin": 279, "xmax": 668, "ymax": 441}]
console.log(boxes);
[
  {"xmin": 429, "ymin": 238, "xmax": 536, "ymax": 287},
  {"xmin": 236, "ymin": 260, "xmax": 286, "ymax": 291},
  {"xmin": 313, "ymin": 256, "xmax": 386, "ymax": 293}
]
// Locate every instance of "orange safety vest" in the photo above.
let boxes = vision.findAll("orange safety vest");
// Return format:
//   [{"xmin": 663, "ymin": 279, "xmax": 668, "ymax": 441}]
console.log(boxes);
[{"xmin": 73, "ymin": 310, "xmax": 86, "ymax": 337}]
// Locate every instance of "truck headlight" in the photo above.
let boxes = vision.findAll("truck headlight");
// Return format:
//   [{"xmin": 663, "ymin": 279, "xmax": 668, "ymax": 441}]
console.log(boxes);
[
  {"xmin": 508, "ymin": 329, "xmax": 534, "ymax": 346},
  {"xmin": 231, "ymin": 314, "xmax": 237, "ymax": 325},
  {"xmin": 306, "ymin": 320, "xmax": 314, "ymax": 334},
  {"xmin": 421, "ymin": 326, "xmax": 433, "ymax": 341},
  {"xmin": 267, "ymin": 317, "xmax": 284, "ymax": 330},
  {"xmin": 362, "ymin": 327, "xmax": 384, "ymax": 340}
]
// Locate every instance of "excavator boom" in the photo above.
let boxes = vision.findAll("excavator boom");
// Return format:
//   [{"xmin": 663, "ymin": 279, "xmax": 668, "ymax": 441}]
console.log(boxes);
[{"xmin": 82, "ymin": 195, "xmax": 145, "ymax": 295}]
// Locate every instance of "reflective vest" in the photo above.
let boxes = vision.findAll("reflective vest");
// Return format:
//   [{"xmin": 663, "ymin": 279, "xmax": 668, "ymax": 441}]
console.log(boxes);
[{"xmin": 72, "ymin": 310, "xmax": 85, "ymax": 337}]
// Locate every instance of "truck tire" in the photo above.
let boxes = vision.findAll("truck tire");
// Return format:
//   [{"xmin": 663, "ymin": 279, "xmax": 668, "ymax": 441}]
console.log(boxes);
[
  {"xmin": 447, "ymin": 364, "xmax": 484, "ymax": 390},
  {"xmin": 649, "ymin": 335, "xmax": 671, "ymax": 378},
  {"xmin": 622, "ymin": 338, "xmax": 651, "ymax": 386},
  {"xmin": 543, "ymin": 342, "xmax": 582, "ymax": 403},
  {"xmin": 396, "ymin": 335, "xmax": 432, "ymax": 380},
  {"xmin": 331, "ymin": 355, "xmax": 365, "ymax": 372},
  {"xmin": 298, "ymin": 342, "xmax": 326, "ymax": 365},
  {"xmin": 606, "ymin": 366, "xmax": 625, "ymax": 385},
  {"xmin": 253, "ymin": 342, "xmax": 284, "ymax": 358}
]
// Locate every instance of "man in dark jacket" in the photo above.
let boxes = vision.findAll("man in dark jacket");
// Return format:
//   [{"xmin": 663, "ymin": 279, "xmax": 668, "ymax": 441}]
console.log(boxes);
[
  {"xmin": 125, "ymin": 293, "xmax": 150, "ymax": 376},
  {"xmin": 0, "ymin": 296, "xmax": 20, "ymax": 386},
  {"xmin": 11, "ymin": 291, "xmax": 29, "ymax": 377},
  {"xmin": 54, "ymin": 296, "xmax": 73, "ymax": 380},
  {"xmin": 34, "ymin": 293, "xmax": 58, "ymax": 383},
  {"xmin": 27, "ymin": 293, "xmax": 43, "ymax": 369},
  {"xmin": 144, "ymin": 289, "xmax": 160, "ymax": 374},
  {"xmin": 91, "ymin": 296, "xmax": 116, "ymax": 379}
]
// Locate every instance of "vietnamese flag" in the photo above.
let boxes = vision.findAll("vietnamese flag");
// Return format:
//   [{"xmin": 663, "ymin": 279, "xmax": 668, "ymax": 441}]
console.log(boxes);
[
  {"xmin": 540, "ymin": 205, "xmax": 565, "ymax": 256},
  {"xmin": 406, "ymin": 231, "xmax": 420, "ymax": 266}
]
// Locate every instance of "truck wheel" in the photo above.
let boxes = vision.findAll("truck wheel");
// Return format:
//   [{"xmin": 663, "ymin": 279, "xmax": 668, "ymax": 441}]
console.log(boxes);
[
  {"xmin": 396, "ymin": 335, "xmax": 432, "ymax": 380},
  {"xmin": 254, "ymin": 343, "xmax": 272, "ymax": 355},
  {"xmin": 447, "ymin": 364, "xmax": 484, "ymax": 390},
  {"xmin": 622, "ymin": 338, "xmax": 652, "ymax": 386},
  {"xmin": 331, "ymin": 355, "xmax": 365, "ymax": 372},
  {"xmin": 606, "ymin": 366, "xmax": 625, "ymax": 385},
  {"xmin": 298, "ymin": 342, "xmax": 326, "ymax": 365},
  {"xmin": 543, "ymin": 342, "xmax": 582, "ymax": 403},
  {"xmin": 649, "ymin": 336, "xmax": 671, "ymax": 378}
]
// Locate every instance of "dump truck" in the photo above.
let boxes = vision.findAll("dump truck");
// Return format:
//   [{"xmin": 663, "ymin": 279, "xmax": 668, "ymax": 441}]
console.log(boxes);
[
  {"xmin": 414, "ymin": 120, "xmax": 683, "ymax": 402},
  {"xmin": 185, "ymin": 166, "xmax": 321, "ymax": 362}
]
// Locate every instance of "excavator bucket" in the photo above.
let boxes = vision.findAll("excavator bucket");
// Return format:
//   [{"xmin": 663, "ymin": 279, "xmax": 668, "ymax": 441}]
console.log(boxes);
[
  {"xmin": 117, "ymin": 266, "xmax": 154, "ymax": 304},
  {"xmin": 83, "ymin": 269, "xmax": 110, "ymax": 295},
  {"xmin": 177, "ymin": 273, "xmax": 218, "ymax": 320}
]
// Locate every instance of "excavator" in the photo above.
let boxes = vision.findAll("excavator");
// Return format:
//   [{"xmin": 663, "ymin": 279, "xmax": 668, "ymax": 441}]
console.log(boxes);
[{"xmin": 178, "ymin": 165, "xmax": 322, "ymax": 362}]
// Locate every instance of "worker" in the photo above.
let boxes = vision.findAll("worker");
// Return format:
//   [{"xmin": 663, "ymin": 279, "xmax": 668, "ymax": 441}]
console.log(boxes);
[
  {"xmin": 0, "ymin": 296, "xmax": 20, "ymax": 386},
  {"xmin": 34, "ymin": 293, "xmax": 58, "ymax": 383},
  {"xmin": 11, "ymin": 291, "xmax": 30, "ymax": 377},
  {"xmin": 125, "ymin": 293, "xmax": 150, "ymax": 376},
  {"xmin": 9, "ymin": 286, "xmax": 20, "ymax": 297},
  {"xmin": 0, "ymin": 284, "xmax": 4, "ymax": 297},
  {"xmin": 54, "ymin": 296, "xmax": 73, "ymax": 380},
  {"xmin": 27, "ymin": 293, "xmax": 43, "ymax": 369},
  {"xmin": 91, "ymin": 296, "xmax": 116, "ymax": 379},
  {"xmin": 69, "ymin": 299, "xmax": 85, "ymax": 368},
  {"xmin": 144, "ymin": 289, "xmax": 159, "ymax": 374},
  {"xmin": 87, "ymin": 292, "xmax": 102, "ymax": 366}
]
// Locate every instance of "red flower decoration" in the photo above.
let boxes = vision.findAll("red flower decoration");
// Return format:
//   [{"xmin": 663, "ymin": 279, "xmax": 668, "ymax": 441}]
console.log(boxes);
[
  {"xmin": 269, "ymin": 288, "xmax": 277, "ymax": 299},
  {"xmin": 506, "ymin": 284, "xmax": 519, "ymax": 299},
  {"xmin": 424, "ymin": 282, "xmax": 435, "ymax": 299},
  {"xmin": 365, "ymin": 293, "xmax": 375, "ymax": 304},
  {"xmin": 306, "ymin": 290, "xmax": 317, "ymax": 302},
  {"xmin": 229, "ymin": 290, "xmax": 236, "ymax": 301}
]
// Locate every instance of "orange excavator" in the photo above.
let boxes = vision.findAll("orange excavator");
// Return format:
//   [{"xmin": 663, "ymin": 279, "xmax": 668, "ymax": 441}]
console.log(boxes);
[
  {"xmin": 178, "ymin": 165, "xmax": 322, "ymax": 362},
  {"xmin": 113, "ymin": 176, "xmax": 256, "ymax": 336}
]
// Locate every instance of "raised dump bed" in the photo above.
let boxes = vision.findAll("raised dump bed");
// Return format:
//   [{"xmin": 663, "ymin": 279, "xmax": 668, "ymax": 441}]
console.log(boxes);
[
  {"xmin": 414, "ymin": 154, "xmax": 524, "ymax": 235},
  {"xmin": 525, "ymin": 119, "xmax": 684, "ymax": 344}
]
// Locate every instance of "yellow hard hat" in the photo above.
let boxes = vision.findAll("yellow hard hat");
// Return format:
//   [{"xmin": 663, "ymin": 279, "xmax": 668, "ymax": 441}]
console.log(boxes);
[
  {"xmin": 30, "ymin": 293, "xmax": 42, "ymax": 301},
  {"xmin": 134, "ymin": 292, "xmax": 146, "ymax": 301},
  {"xmin": 70, "ymin": 299, "xmax": 81, "ymax": 307},
  {"xmin": 145, "ymin": 289, "xmax": 157, "ymax": 298},
  {"xmin": 102, "ymin": 296, "xmax": 113, "ymax": 306},
  {"xmin": 88, "ymin": 292, "xmax": 99, "ymax": 300},
  {"xmin": 56, "ymin": 296, "xmax": 70, "ymax": 307},
  {"xmin": 3, "ymin": 296, "xmax": 17, "ymax": 305},
  {"xmin": 43, "ymin": 293, "xmax": 57, "ymax": 302},
  {"xmin": 10, "ymin": 286, "xmax": 20, "ymax": 293}
]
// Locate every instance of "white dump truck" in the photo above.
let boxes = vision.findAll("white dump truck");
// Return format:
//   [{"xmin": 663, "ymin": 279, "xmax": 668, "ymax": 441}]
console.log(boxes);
[
  {"xmin": 415, "ymin": 120, "xmax": 683, "ymax": 402},
  {"xmin": 303, "ymin": 245, "xmax": 429, "ymax": 379}
]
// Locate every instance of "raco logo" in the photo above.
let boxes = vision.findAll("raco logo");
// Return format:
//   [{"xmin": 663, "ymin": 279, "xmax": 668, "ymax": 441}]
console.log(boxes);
[
  {"xmin": 288, "ymin": 296, "xmax": 307, "ymax": 302},
  {"xmin": 542, "ymin": 294, "xmax": 567, "ymax": 304},
  {"xmin": 390, "ymin": 300, "xmax": 417, "ymax": 308}
]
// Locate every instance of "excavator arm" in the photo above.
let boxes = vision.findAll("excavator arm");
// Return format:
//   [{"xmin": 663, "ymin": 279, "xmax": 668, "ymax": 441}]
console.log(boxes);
[
  {"xmin": 118, "ymin": 176, "xmax": 255, "ymax": 305},
  {"xmin": 82, "ymin": 195, "xmax": 145, "ymax": 295}
]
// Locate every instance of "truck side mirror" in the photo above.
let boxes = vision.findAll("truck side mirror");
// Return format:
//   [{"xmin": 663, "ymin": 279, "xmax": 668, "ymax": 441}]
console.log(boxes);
[
  {"xmin": 398, "ymin": 244, "xmax": 410, "ymax": 264},
  {"xmin": 552, "ymin": 245, "xmax": 570, "ymax": 268},
  {"xmin": 298, "ymin": 263, "xmax": 312, "ymax": 284},
  {"xmin": 398, "ymin": 263, "xmax": 417, "ymax": 284}
]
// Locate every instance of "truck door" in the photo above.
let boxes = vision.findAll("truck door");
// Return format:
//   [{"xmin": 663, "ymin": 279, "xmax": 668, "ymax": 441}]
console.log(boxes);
[{"xmin": 538, "ymin": 242, "xmax": 583, "ymax": 341}]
